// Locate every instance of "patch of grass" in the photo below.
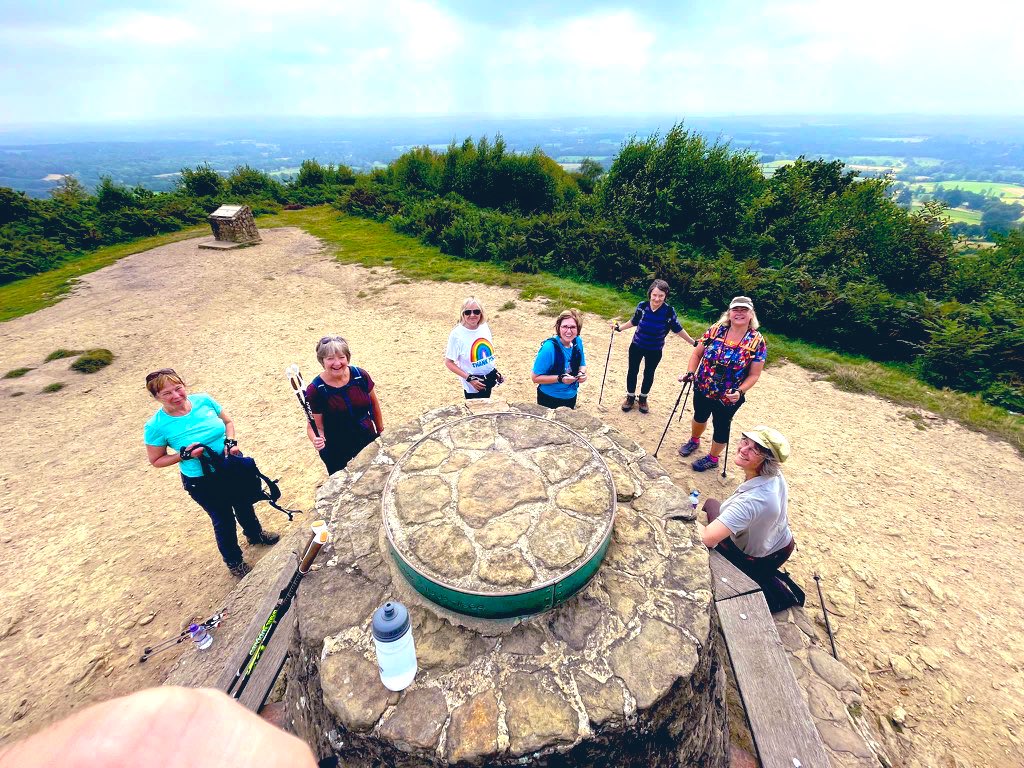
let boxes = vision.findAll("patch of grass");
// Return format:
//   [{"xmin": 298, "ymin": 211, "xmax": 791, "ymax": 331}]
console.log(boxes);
[
  {"xmin": 258, "ymin": 208, "xmax": 1024, "ymax": 454},
  {"xmin": 911, "ymin": 202, "xmax": 982, "ymax": 225},
  {"xmin": 10, "ymin": 391, "xmax": 25, "ymax": 397},
  {"xmin": 902, "ymin": 411, "xmax": 928, "ymax": 431},
  {"xmin": 42, "ymin": 382, "xmax": 65, "ymax": 393},
  {"xmin": 920, "ymin": 181, "xmax": 1024, "ymax": 201},
  {"xmin": 499, "ymin": 300, "xmax": 516, "ymax": 311},
  {"xmin": 356, "ymin": 290, "xmax": 368, "ymax": 298},
  {"xmin": 70, "ymin": 348, "xmax": 114, "ymax": 373},
  {"xmin": 3, "ymin": 367, "xmax": 32, "ymax": 379},
  {"xmin": 768, "ymin": 334, "xmax": 1023, "ymax": 453},
  {"xmin": 391, "ymin": 278, "xmax": 412, "ymax": 285},
  {"xmin": 45, "ymin": 348, "xmax": 83, "ymax": 362},
  {"xmin": 0, "ymin": 225, "xmax": 207, "ymax": 323}
]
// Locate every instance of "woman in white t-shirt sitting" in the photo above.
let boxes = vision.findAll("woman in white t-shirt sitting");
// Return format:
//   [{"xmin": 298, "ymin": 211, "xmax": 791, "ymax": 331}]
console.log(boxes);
[
  {"xmin": 697, "ymin": 425, "xmax": 795, "ymax": 582},
  {"xmin": 444, "ymin": 296, "xmax": 502, "ymax": 400}
]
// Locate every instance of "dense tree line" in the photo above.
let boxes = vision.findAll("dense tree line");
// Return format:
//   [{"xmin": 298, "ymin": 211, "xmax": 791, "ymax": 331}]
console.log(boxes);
[
  {"xmin": 1, "ymin": 130, "xmax": 1021, "ymax": 410},
  {"xmin": 339, "ymin": 126, "xmax": 1022, "ymax": 410},
  {"xmin": 0, "ymin": 160, "xmax": 352, "ymax": 285}
]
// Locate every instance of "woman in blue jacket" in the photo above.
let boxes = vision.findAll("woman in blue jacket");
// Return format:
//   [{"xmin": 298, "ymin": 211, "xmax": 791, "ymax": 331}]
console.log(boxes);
[
  {"xmin": 611, "ymin": 279, "xmax": 694, "ymax": 413},
  {"xmin": 531, "ymin": 309, "xmax": 588, "ymax": 409}
]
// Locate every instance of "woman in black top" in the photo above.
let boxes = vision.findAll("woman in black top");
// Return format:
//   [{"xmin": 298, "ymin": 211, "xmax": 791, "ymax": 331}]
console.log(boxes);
[{"xmin": 304, "ymin": 336, "xmax": 384, "ymax": 474}]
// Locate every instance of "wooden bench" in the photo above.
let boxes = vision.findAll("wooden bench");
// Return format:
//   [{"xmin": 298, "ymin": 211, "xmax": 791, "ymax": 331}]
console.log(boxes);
[
  {"xmin": 215, "ymin": 552, "xmax": 299, "ymax": 712},
  {"xmin": 709, "ymin": 550, "xmax": 831, "ymax": 768}
]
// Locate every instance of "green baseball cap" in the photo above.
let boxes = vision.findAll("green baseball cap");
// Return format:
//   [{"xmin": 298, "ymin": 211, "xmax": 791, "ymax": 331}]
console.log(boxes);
[{"xmin": 741, "ymin": 425, "xmax": 791, "ymax": 463}]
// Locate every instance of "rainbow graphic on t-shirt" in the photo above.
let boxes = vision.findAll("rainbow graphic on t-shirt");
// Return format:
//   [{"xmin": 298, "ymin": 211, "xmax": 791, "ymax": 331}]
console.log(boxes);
[{"xmin": 470, "ymin": 338, "xmax": 494, "ymax": 363}]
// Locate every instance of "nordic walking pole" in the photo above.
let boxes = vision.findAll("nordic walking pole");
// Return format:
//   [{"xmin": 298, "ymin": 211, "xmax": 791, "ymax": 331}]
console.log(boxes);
[
  {"xmin": 654, "ymin": 378, "xmax": 689, "ymax": 458},
  {"xmin": 140, "ymin": 609, "xmax": 228, "ymax": 663},
  {"xmin": 720, "ymin": 388, "xmax": 739, "ymax": 479},
  {"xmin": 814, "ymin": 573, "xmax": 839, "ymax": 659},
  {"xmin": 286, "ymin": 364, "xmax": 320, "ymax": 438},
  {"xmin": 677, "ymin": 361, "xmax": 703, "ymax": 422},
  {"xmin": 676, "ymin": 374, "xmax": 694, "ymax": 423},
  {"xmin": 226, "ymin": 520, "xmax": 330, "ymax": 703},
  {"xmin": 598, "ymin": 326, "xmax": 616, "ymax": 406}
]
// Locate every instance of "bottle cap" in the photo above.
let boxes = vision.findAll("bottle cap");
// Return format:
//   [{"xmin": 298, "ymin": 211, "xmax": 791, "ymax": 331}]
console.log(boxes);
[{"xmin": 372, "ymin": 601, "xmax": 410, "ymax": 641}]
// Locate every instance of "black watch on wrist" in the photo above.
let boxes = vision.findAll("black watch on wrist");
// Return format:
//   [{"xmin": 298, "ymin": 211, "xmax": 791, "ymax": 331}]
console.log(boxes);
[
  {"xmin": 179, "ymin": 446, "xmax": 193, "ymax": 460},
  {"xmin": 224, "ymin": 438, "xmax": 238, "ymax": 450},
  {"xmin": 557, "ymin": 373, "xmax": 565, "ymax": 383}
]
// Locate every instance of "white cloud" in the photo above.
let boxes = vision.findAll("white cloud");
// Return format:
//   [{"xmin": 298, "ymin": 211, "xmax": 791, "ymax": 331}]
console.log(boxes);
[
  {"xmin": 1, "ymin": 0, "xmax": 1022, "ymax": 122},
  {"xmin": 96, "ymin": 13, "xmax": 202, "ymax": 45}
]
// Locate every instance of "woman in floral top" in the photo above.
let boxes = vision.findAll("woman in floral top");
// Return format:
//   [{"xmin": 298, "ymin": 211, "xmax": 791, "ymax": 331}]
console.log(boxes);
[{"xmin": 677, "ymin": 296, "xmax": 767, "ymax": 471}]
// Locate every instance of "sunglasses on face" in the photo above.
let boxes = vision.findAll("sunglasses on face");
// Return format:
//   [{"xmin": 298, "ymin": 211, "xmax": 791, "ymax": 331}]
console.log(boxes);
[
  {"xmin": 146, "ymin": 368, "xmax": 177, "ymax": 382},
  {"xmin": 560, "ymin": 324, "xmax": 578, "ymax": 331},
  {"xmin": 463, "ymin": 309, "xmax": 482, "ymax": 316}
]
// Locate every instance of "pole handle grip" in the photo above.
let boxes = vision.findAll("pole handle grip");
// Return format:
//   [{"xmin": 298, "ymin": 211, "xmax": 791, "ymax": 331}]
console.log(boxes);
[{"xmin": 299, "ymin": 520, "xmax": 330, "ymax": 573}]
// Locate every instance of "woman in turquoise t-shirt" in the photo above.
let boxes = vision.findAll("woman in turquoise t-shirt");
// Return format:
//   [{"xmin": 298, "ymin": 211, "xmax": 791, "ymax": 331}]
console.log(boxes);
[{"xmin": 143, "ymin": 369, "xmax": 278, "ymax": 578}]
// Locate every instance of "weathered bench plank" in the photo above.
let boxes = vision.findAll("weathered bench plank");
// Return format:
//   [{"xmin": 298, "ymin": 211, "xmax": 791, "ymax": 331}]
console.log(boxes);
[
  {"xmin": 215, "ymin": 551, "xmax": 298, "ymax": 712},
  {"xmin": 718, "ymin": 593, "xmax": 832, "ymax": 768},
  {"xmin": 708, "ymin": 549, "xmax": 761, "ymax": 601}
]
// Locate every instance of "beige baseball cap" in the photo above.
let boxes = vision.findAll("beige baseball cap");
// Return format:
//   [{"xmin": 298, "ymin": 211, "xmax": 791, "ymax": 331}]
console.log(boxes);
[
  {"xmin": 741, "ymin": 425, "xmax": 790, "ymax": 463},
  {"xmin": 729, "ymin": 296, "xmax": 754, "ymax": 310}
]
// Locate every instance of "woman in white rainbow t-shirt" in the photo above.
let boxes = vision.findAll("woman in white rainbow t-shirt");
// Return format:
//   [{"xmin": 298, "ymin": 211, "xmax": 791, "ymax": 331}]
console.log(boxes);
[{"xmin": 444, "ymin": 296, "xmax": 503, "ymax": 400}]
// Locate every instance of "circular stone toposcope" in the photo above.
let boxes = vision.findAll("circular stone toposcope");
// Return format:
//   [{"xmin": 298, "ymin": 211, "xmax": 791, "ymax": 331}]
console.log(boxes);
[{"xmin": 382, "ymin": 413, "xmax": 616, "ymax": 618}]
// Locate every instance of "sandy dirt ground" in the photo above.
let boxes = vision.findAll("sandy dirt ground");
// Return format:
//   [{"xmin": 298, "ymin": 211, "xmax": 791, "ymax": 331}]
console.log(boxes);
[{"xmin": 0, "ymin": 227, "xmax": 1021, "ymax": 766}]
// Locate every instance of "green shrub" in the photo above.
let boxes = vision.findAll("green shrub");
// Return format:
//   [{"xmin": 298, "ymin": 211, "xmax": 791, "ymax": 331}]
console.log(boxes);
[
  {"xmin": 45, "ymin": 348, "xmax": 83, "ymax": 362},
  {"xmin": 42, "ymin": 382, "xmax": 65, "ymax": 393},
  {"xmin": 3, "ymin": 367, "xmax": 32, "ymax": 378},
  {"xmin": 70, "ymin": 348, "xmax": 114, "ymax": 373},
  {"xmin": 177, "ymin": 163, "xmax": 224, "ymax": 197}
]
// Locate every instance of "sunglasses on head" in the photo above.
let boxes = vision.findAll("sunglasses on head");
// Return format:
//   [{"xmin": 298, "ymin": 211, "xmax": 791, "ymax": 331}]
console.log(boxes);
[
  {"xmin": 146, "ymin": 368, "xmax": 177, "ymax": 382},
  {"xmin": 318, "ymin": 336, "xmax": 343, "ymax": 346},
  {"xmin": 463, "ymin": 309, "xmax": 482, "ymax": 316}
]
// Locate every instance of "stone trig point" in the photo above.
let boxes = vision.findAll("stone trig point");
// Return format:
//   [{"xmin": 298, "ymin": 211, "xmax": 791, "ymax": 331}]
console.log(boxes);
[
  {"xmin": 285, "ymin": 401, "xmax": 728, "ymax": 766},
  {"xmin": 199, "ymin": 204, "xmax": 261, "ymax": 250}
]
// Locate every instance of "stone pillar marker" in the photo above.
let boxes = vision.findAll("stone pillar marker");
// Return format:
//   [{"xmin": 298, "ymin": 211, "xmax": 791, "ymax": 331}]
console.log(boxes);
[
  {"xmin": 199, "ymin": 204, "xmax": 261, "ymax": 250},
  {"xmin": 286, "ymin": 401, "xmax": 728, "ymax": 767}
]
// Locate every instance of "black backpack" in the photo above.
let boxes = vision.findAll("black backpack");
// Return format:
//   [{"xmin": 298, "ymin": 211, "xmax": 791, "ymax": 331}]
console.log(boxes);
[
  {"xmin": 197, "ymin": 446, "xmax": 301, "ymax": 520},
  {"xmin": 541, "ymin": 337, "xmax": 582, "ymax": 376}
]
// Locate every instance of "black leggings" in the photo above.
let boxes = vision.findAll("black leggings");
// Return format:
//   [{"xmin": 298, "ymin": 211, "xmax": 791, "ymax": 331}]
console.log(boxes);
[
  {"xmin": 692, "ymin": 388, "xmax": 745, "ymax": 444},
  {"xmin": 625, "ymin": 344, "xmax": 663, "ymax": 395},
  {"xmin": 182, "ymin": 473, "xmax": 262, "ymax": 566},
  {"xmin": 318, "ymin": 427, "xmax": 375, "ymax": 475},
  {"xmin": 536, "ymin": 388, "xmax": 577, "ymax": 409}
]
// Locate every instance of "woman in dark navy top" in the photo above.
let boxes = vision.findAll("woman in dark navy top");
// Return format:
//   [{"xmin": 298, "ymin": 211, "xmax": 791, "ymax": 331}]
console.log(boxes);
[
  {"xmin": 305, "ymin": 336, "xmax": 384, "ymax": 475},
  {"xmin": 612, "ymin": 280, "xmax": 695, "ymax": 413}
]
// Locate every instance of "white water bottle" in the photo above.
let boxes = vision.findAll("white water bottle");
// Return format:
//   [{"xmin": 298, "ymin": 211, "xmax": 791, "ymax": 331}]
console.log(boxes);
[
  {"xmin": 189, "ymin": 623, "xmax": 213, "ymax": 650},
  {"xmin": 689, "ymin": 489, "xmax": 700, "ymax": 513},
  {"xmin": 372, "ymin": 601, "xmax": 417, "ymax": 691}
]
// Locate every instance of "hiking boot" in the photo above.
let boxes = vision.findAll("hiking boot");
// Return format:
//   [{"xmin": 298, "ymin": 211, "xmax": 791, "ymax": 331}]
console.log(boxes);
[
  {"xmin": 621, "ymin": 394, "xmax": 636, "ymax": 412},
  {"xmin": 246, "ymin": 530, "xmax": 280, "ymax": 546},
  {"xmin": 692, "ymin": 454, "xmax": 720, "ymax": 472},
  {"xmin": 227, "ymin": 561, "xmax": 252, "ymax": 579},
  {"xmin": 678, "ymin": 438, "xmax": 700, "ymax": 457},
  {"xmin": 637, "ymin": 396, "xmax": 649, "ymax": 414}
]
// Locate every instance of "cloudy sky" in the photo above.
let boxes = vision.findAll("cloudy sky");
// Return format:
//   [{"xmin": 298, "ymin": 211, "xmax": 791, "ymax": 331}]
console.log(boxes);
[{"xmin": 1, "ymin": 0, "xmax": 1022, "ymax": 124}]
